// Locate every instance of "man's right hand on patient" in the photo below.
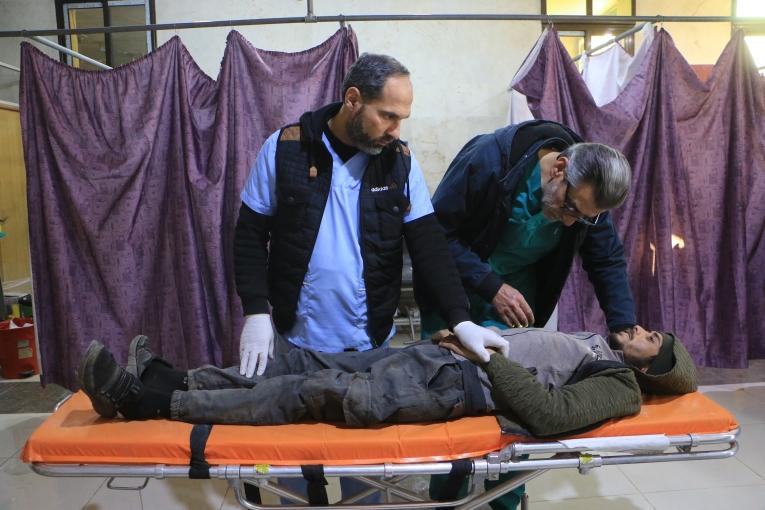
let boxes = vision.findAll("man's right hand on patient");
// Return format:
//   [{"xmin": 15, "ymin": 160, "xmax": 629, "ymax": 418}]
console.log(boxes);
[
  {"xmin": 452, "ymin": 321, "xmax": 510, "ymax": 363},
  {"xmin": 437, "ymin": 334, "xmax": 499, "ymax": 365},
  {"xmin": 239, "ymin": 314, "xmax": 274, "ymax": 377},
  {"xmin": 492, "ymin": 283, "xmax": 535, "ymax": 328}
]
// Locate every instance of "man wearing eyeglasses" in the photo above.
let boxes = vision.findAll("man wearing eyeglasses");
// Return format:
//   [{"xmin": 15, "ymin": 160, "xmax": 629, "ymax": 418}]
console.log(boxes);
[
  {"xmin": 418, "ymin": 119, "xmax": 635, "ymax": 338},
  {"xmin": 420, "ymin": 119, "xmax": 635, "ymax": 510}
]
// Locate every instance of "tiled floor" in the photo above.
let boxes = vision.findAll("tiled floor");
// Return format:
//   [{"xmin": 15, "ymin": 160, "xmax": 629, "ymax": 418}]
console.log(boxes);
[
  {"xmin": 524, "ymin": 383, "xmax": 765, "ymax": 510},
  {"xmin": 2, "ymin": 369, "xmax": 765, "ymax": 508},
  {"xmin": 698, "ymin": 359, "xmax": 765, "ymax": 385}
]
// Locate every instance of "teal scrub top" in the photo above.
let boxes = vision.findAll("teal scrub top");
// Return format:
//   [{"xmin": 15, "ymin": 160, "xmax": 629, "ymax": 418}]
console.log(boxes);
[
  {"xmin": 420, "ymin": 161, "xmax": 564, "ymax": 336},
  {"xmin": 472, "ymin": 161, "xmax": 563, "ymax": 327}
]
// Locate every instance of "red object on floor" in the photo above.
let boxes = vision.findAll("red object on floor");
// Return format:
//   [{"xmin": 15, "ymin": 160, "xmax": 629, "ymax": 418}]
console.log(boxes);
[{"xmin": 0, "ymin": 318, "xmax": 38, "ymax": 379}]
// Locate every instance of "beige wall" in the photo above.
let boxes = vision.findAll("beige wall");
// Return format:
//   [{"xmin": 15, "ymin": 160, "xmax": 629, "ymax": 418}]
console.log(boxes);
[
  {"xmin": 637, "ymin": 0, "xmax": 732, "ymax": 64},
  {"xmin": 154, "ymin": 0, "xmax": 542, "ymax": 190}
]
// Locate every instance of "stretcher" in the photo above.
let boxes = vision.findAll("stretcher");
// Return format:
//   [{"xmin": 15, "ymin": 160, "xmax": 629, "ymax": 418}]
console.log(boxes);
[{"xmin": 22, "ymin": 390, "xmax": 739, "ymax": 509}]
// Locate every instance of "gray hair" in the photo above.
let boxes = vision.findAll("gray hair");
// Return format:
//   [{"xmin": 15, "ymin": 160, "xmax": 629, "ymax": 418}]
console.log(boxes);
[
  {"xmin": 342, "ymin": 53, "xmax": 410, "ymax": 101},
  {"xmin": 560, "ymin": 143, "xmax": 632, "ymax": 210}
]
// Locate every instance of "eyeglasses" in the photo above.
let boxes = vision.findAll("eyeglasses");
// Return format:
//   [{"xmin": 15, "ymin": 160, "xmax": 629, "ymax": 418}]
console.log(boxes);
[{"xmin": 560, "ymin": 181, "xmax": 601, "ymax": 226}]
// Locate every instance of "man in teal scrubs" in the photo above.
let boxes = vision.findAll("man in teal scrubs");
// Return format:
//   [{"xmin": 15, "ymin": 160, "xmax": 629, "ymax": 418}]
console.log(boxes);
[
  {"xmin": 458, "ymin": 157, "xmax": 564, "ymax": 330},
  {"xmin": 420, "ymin": 120, "xmax": 635, "ymax": 336},
  {"xmin": 421, "ymin": 121, "xmax": 636, "ymax": 509}
]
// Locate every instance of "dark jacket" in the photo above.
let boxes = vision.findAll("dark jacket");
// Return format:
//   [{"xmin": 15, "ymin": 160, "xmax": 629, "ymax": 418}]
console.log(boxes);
[
  {"xmin": 235, "ymin": 103, "xmax": 470, "ymax": 344},
  {"xmin": 427, "ymin": 120, "xmax": 635, "ymax": 332}
]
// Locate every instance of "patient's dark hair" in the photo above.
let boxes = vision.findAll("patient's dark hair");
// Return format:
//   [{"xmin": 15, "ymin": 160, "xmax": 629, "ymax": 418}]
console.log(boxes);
[{"xmin": 342, "ymin": 53, "xmax": 410, "ymax": 101}]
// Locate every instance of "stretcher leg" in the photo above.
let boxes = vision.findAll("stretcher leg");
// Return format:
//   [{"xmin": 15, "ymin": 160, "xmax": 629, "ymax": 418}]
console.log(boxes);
[
  {"xmin": 456, "ymin": 470, "xmax": 544, "ymax": 510},
  {"xmin": 236, "ymin": 479, "xmax": 311, "ymax": 505}
]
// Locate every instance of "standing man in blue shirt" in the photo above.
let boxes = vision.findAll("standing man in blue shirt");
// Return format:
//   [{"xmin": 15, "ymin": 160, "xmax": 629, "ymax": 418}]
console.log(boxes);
[{"xmin": 234, "ymin": 53, "xmax": 508, "ymax": 378}]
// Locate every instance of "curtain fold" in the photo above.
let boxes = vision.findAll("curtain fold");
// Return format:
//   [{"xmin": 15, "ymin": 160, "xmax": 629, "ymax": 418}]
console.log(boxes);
[
  {"xmin": 21, "ymin": 28, "xmax": 358, "ymax": 389},
  {"xmin": 513, "ymin": 29, "xmax": 765, "ymax": 367}
]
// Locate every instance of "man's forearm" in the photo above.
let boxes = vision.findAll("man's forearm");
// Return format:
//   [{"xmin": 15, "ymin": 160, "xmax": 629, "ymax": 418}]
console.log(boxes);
[
  {"xmin": 445, "ymin": 237, "xmax": 503, "ymax": 302},
  {"xmin": 234, "ymin": 203, "xmax": 272, "ymax": 315},
  {"xmin": 579, "ymin": 215, "xmax": 636, "ymax": 332},
  {"xmin": 404, "ymin": 213, "xmax": 470, "ymax": 328}
]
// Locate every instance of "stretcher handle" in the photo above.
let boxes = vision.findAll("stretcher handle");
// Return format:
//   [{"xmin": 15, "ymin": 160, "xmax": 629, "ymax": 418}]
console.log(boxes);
[{"xmin": 106, "ymin": 476, "xmax": 149, "ymax": 490}]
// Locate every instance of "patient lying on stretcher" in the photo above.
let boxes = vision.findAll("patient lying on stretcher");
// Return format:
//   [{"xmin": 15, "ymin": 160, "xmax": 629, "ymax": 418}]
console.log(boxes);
[{"xmin": 78, "ymin": 326, "xmax": 697, "ymax": 437}]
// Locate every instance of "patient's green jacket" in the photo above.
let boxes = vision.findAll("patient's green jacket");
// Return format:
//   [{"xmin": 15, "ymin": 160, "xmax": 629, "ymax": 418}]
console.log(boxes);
[
  {"xmin": 487, "ymin": 354, "xmax": 640, "ymax": 437},
  {"xmin": 483, "ymin": 329, "xmax": 697, "ymax": 437}
]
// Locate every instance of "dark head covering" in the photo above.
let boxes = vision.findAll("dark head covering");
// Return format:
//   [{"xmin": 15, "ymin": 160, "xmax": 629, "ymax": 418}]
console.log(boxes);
[
  {"xmin": 647, "ymin": 333, "xmax": 675, "ymax": 375},
  {"xmin": 633, "ymin": 332, "xmax": 698, "ymax": 395}
]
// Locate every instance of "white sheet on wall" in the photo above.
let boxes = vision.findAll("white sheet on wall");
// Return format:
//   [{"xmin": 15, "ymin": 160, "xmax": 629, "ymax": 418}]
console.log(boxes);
[
  {"xmin": 581, "ymin": 46, "xmax": 631, "ymax": 106},
  {"xmin": 507, "ymin": 28, "xmax": 548, "ymax": 124},
  {"xmin": 581, "ymin": 23, "xmax": 655, "ymax": 107},
  {"xmin": 506, "ymin": 88, "xmax": 535, "ymax": 124}
]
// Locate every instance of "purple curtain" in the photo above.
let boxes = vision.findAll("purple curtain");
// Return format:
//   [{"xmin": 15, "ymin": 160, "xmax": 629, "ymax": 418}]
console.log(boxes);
[
  {"xmin": 21, "ymin": 28, "xmax": 358, "ymax": 389},
  {"xmin": 514, "ymin": 29, "xmax": 765, "ymax": 368}
]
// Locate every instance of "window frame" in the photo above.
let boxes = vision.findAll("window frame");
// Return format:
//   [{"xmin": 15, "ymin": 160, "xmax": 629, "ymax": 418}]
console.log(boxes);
[
  {"xmin": 732, "ymin": 0, "xmax": 765, "ymax": 72},
  {"xmin": 55, "ymin": 0, "xmax": 157, "ymax": 68},
  {"xmin": 542, "ymin": 0, "xmax": 637, "ymax": 56},
  {"xmin": 732, "ymin": 0, "xmax": 765, "ymax": 35}
]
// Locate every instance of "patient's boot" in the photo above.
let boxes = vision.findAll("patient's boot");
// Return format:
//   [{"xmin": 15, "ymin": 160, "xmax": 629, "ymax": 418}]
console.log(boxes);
[
  {"xmin": 79, "ymin": 340, "xmax": 144, "ymax": 418},
  {"xmin": 79, "ymin": 340, "xmax": 170, "ymax": 420},
  {"xmin": 127, "ymin": 335, "xmax": 188, "ymax": 392},
  {"xmin": 126, "ymin": 335, "xmax": 156, "ymax": 378}
]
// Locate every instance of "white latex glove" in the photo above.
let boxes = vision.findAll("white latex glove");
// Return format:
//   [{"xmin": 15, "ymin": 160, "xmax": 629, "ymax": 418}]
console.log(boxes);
[
  {"xmin": 452, "ymin": 321, "xmax": 510, "ymax": 363},
  {"xmin": 239, "ymin": 314, "xmax": 274, "ymax": 377}
]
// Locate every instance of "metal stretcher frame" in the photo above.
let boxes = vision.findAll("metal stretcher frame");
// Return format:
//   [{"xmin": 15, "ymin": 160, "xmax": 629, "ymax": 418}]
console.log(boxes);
[{"xmin": 24, "ymin": 392, "xmax": 740, "ymax": 510}]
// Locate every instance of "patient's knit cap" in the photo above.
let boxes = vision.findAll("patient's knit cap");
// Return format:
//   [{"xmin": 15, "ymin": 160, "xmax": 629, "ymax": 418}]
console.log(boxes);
[
  {"xmin": 633, "ymin": 332, "xmax": 698, "ymax": 395},
  {"xmin": 647, "ymin": 333, "xmax": 675, "ymax": 375}
]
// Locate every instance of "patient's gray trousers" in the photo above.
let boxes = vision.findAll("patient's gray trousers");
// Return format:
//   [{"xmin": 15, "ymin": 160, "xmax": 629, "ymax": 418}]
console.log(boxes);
[{"xmin": 171, "ymin": 343, "xmax": 486, "ymax": 426}]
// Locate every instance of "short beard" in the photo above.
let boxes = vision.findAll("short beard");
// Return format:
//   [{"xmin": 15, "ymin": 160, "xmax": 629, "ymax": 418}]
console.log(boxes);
[
  {"xmin": 607, "ymin": 332, "xmax": 625, "ymax": 349},
  {"xmin": 607, "ymin": 329, "xmax": 652, "ymax": 370},
  {"xmin": 541, "ymin": 180, "xmax": 563, "ymax": 221},
  {"xmin": 346, "ymin": 107, "xmax": 392, "ymax": 155}
]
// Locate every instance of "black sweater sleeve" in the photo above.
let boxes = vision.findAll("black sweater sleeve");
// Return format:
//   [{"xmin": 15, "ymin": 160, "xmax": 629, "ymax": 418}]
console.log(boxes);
[
  {"xmin": 404, "ymin": 213, "xmax": 471, "ymax": 329},
  {"xmin": 234, "ymin": 203, "xmax": 272, "ymax": 315}
]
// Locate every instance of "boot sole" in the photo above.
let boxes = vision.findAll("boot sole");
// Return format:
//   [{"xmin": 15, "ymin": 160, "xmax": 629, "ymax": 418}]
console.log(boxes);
[{"xmin": 126, "ymin": 335, "xmax": 150, "ymax": 378}]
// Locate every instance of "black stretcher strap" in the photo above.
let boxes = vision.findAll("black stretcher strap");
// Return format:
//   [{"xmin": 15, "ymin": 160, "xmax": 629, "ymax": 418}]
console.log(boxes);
[
  {"xmin": 436, "ymin": 458, "xmax": 473, "ymax": 505},
  {"xmin": 301, "ymin": 464, "xmax": 329, "ymax": 505},
  {"xmin": 189, "ymin": 424, "xmax": 213, "ymax": 479},
  {"xmin": 458, "ymin": 359, "xmax": 488, "ymax": 415}
]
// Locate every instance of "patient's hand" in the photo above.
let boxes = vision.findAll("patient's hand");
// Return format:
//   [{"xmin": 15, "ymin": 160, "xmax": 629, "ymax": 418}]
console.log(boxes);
[{"xmin": 437, "ymin": 334, "xmax": 498, "ymax": 364}]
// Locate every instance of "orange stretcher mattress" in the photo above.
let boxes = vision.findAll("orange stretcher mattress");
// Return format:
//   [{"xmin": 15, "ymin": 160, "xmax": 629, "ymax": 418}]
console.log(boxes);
[{"xmin": 21, "ymin": 391, "xmax": 738, "ymax": 466}]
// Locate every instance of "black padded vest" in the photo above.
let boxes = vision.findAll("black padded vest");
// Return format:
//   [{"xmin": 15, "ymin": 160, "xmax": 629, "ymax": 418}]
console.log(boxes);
[{"xmin": 269, "ymin": 103, "xmax": 412, "ymax": 344}]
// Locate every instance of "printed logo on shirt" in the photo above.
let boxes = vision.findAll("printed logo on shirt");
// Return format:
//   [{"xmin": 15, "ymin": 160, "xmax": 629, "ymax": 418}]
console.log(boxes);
[{"xmin": 370, "ymin": 186, "xmax": 389, "ymax": 192}]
